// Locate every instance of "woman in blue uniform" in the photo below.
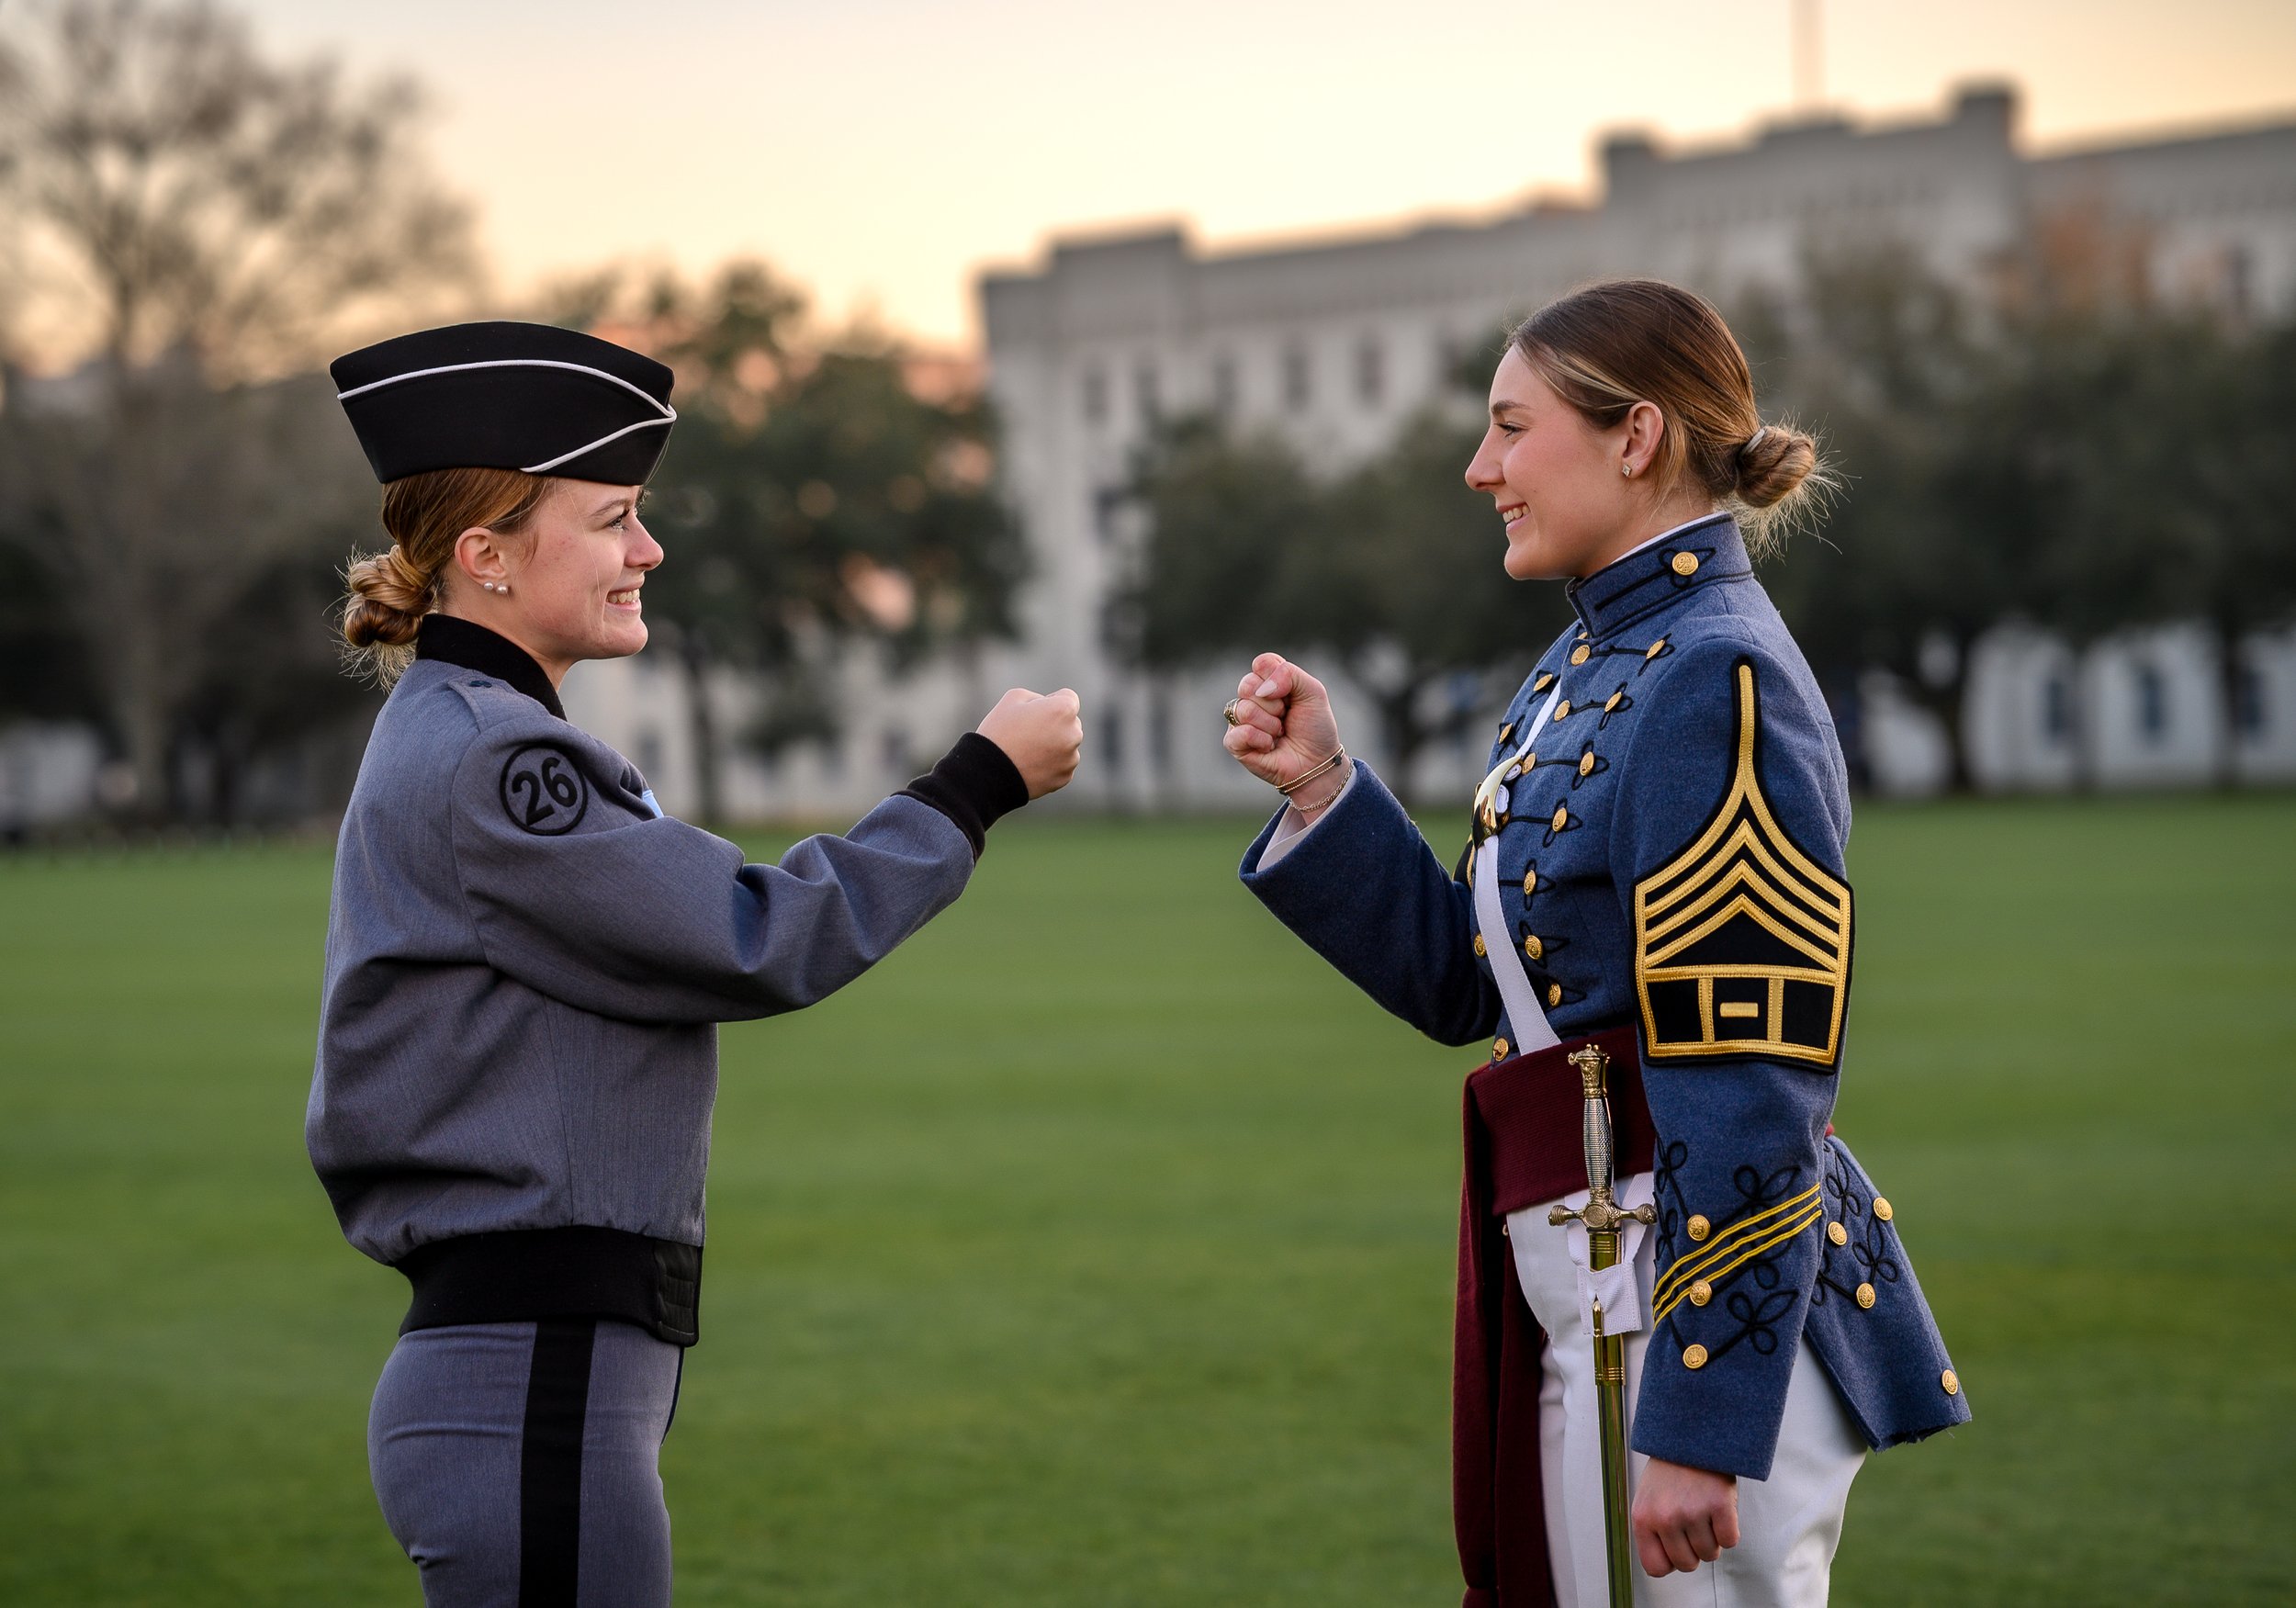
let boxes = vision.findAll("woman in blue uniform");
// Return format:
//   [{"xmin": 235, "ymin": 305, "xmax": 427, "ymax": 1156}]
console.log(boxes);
[
  {"xmin": 310, "ymin": 320, "xmax": 1082, "ymax": 1606},
  {"xmin": 1221, "ymin": 280, "xmax": 1967, "ymax": 1606}
]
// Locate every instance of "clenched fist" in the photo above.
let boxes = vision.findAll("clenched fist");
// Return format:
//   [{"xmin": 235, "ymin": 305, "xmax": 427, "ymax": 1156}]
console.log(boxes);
[
  {"xmin": 1221, "ymin": 652, "xmax": 1347, "ymax": 813},
  {"xmin": 978, "ymin": 687, "xmax": 1084, "ymax": 799}
]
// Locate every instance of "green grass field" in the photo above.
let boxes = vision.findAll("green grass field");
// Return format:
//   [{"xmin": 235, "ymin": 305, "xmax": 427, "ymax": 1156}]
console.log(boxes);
[{"xmin": 3, "ymin": 796, "xmax": 2293, "ymax": 1604}]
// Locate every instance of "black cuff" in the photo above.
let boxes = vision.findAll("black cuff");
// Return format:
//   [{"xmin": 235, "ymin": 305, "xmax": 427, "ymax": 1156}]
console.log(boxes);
[{"xmin": 896, "ymin": 731, "xmax": 1031, "ymax": 858}]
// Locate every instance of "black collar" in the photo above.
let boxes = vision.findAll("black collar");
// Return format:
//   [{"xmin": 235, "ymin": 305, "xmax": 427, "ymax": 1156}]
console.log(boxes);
[
  {"xmin": 1564, "ymin": 512, "xmax": 1750, "ymax": 641},
  {"xmin": 415, "ymin": 614, "xmax": 566, "ymax": 720}
]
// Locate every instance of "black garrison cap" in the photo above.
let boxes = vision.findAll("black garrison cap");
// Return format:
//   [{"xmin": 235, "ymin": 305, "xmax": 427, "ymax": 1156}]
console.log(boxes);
[{"xmin": 331, "ymin": 320, "xmax": 678, "ymax": 486}]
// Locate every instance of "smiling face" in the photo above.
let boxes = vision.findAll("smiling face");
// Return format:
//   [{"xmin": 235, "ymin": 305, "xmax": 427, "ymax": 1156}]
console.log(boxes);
[
  {"xmin": 1465, "ymin": 345, "xmax": 1713, "ymax": 582},
  {"xmin": 445, "ymin": 478, "xmax": 662, "ymax": 682}
]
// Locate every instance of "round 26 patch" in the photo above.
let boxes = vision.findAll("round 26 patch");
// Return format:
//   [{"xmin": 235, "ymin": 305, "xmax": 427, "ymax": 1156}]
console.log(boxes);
[{"xmin": 499, "ymin": 743, "xmax": 591, "ymax": 836}]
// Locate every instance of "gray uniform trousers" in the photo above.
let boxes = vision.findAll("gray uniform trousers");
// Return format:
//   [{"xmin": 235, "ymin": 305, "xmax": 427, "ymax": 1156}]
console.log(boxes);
[{"xmin": 369, "ymin": 1320, "xmax": 683, "ymax": 1608}]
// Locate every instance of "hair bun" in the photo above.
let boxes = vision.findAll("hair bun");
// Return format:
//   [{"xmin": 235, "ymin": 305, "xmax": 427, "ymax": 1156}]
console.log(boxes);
[
  {"xmin": 1733, "ymin": 422, "xmax": 1818, "ymax": 510},
  {"xmin": 341, "ymin": 545, "xmax": 434, "ymax": 650}
]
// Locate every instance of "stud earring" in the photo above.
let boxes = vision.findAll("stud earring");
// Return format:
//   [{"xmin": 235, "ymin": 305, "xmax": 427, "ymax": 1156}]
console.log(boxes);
[{"xmin": 1622, "ymin": 464, "xmax": 1633, "ymax": 478}]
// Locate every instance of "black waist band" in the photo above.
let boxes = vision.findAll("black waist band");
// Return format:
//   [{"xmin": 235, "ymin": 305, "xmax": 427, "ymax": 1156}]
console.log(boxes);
[{"xmin": 396, "ymin": 1226, "xmax": 702, "ymax": 1347}]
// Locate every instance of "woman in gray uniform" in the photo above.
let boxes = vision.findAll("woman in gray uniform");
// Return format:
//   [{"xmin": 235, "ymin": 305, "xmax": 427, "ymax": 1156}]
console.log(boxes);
[{"xmin": 309, "ymin": 320, "xmax": 1082, "ymax": 1607}]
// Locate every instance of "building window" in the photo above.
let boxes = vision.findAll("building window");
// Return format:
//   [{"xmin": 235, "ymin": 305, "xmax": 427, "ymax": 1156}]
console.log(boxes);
[
  {"xmin": 2042, "ymin": 674, "xmax": 2070, "ymax": 743},
  {"xmin": 2234, "ymin": 658, "xmax": 2266, "ymax": 737},
  {"xmin": 1081, "ymin": 363, "xmax": 1108, "ymax": 425},
  {"xmin": 1210, "ymin": 353, "xmax": 1238, "ymax": 417},
  {"xmin": 2225, "ymin": 245, "xmax": 2254, "ymax": 320},
  {"xmin": 1104, "ymin": 706, "xmax": 1125, "ymax": 776},
  {"xmin": 1282, "ymin": 343, "xmax": 1311, "ymax": 411},
  {"xmin": 1092, "ymin": 484, "xmax": 1125, "ymax": 545},
  {"xmin": 1133, "ymin": 361, "xmax": 1160, "ymax": 422},
  {"xmin": 1355, "ymin": 335, "xmax": 1384, "ymax": 407},
  {"xmin": 2134, "ymin": 662, "xmax": 2167, "ymax": 743}
]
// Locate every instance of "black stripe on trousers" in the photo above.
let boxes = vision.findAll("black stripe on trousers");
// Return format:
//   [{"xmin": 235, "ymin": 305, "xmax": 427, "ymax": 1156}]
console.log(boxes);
[{"xmin": 519, "ymin": 1317, "xmax": 598, "ymax": 1607}]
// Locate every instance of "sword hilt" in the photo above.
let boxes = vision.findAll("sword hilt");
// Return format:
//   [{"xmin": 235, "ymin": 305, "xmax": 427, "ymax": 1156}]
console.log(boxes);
[{"xmin": 1547, "ymin": 1043, "xmax": 1657, "ymax": 1235}]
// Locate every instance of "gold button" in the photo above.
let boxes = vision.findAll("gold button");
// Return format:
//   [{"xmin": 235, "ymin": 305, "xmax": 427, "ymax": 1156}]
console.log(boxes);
[
  {"xmin": 1645, "ymin": 637, "xmax": 1668, "ymax": 659},
  {"xmin": 1873, "ymin": 1197, "xmax": 1894, "ymax": 1222},
  {"xmin": 1604, "ymin": 691, "xmax": 1623, "ymax": 713},
  {"xmin": 1523, "ymin": 868, "xmax": 1538, "ymax": 896},
  {"xmin": 1524, "ymin": 934, "xmax": 1544, "ymax": 960},
  {"xmin": 1689, "ymin": 1279, "xmax": 1712, "ymax": 1307},
  {"xmin": 1492, "ymin": 1038, "xmax": 1510, "ymax": 1060},
  {"xmin": 1941, "ymin": 1368, "xmax": 1960, "ymax": 1396},
  {"xmin": 1547, "ymin": 984, "xmax": 1562, "ymax": 1007},
  {"xmin": 1570, "ymin": 645, "xmax": 1591, "ymax": 666},
  {"xmin": 1499, "ymin": 721, "xmax": 1515, "ymax": 743},
  {"xmin": 1671, "ymin": 551, "xmax": 1699, "ymax": 577},
  {"xmin": 1856, "ymin": 1283, "xmax": 1876, "ymax": 1310},
  {"xmin": 1578, "ymin": 750, "xmax": 1596, "ymax": 777},
  {"xmin": 1550, "ymin": 804, "xmax": 1569, "ymax": 831},
  {"xmin": 1683, "ymin": 1344, "xmax": 1709, "ymax": 1370},
  {"xmin": 1686, "ymin": 1214, "xmax": 1710, "ymax": 1242},
  {"xmin": 1535, "ymin": 672, "xmax": 1554, "ymax": 692},
  {"xmin": 1552, "ymin": 701, "xmax": 1571, "ymax": 722},
  {"xmin": 1472, "ymin": 934, "xmax": 1487, "ymax": 957},
  {"xmin": 1828, "ymin": 1220, "xmax": 1849, "ymax": 1246}
]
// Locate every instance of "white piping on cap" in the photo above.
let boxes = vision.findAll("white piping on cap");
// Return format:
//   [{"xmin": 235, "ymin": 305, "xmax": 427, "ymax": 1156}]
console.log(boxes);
[
  {"xmin": 334, "ymin": 356, "xmax": 678, "ymax": 478},
  {"xmin": 334, "ymin": 356, "xmax": 673, "ymax": 413},
  {"xmin": 518, "ymin": 414, "xmax": 675, "ymax": 475}
]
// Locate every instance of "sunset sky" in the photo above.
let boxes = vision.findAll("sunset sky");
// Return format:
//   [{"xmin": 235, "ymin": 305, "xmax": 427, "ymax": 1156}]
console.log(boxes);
[{"xmin": 240, "ymin": 0, "xmax": 2296, "ymax": 346}]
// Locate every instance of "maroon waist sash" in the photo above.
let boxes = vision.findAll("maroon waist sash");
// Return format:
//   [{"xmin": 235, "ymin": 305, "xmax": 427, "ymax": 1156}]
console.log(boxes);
[{"xmin": 1453, "ymin": 1024, "xmax": 1652, "ymax": 1608}]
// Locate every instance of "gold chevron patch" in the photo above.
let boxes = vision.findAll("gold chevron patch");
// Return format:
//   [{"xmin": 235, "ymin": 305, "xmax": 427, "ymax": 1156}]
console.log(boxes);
[{"xmin": 1635, "ymin": 661, "xmax": 1851, "ymax": 1065}]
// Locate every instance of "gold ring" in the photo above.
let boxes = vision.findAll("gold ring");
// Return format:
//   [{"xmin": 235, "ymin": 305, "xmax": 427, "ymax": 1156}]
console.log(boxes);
[{"xmin": 1223, "ymin": 698, "xmax": 1243, "ymax": 727}]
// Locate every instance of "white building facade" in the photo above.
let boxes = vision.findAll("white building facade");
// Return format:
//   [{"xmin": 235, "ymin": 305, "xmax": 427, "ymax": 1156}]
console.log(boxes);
[{"xmin": 952, "ymin": 84, "xmax": 2296, "ymax": 812}]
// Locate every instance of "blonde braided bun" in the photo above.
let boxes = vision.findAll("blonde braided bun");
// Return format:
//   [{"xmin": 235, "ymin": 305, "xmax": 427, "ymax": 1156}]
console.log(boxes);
[
  {"xmin": 342, "ymin": 545, "xmax": 437, "ymax": 651},
  {"xmin": 1732, "ymin": 422, "xmax": 1822, "ymax": 511}
]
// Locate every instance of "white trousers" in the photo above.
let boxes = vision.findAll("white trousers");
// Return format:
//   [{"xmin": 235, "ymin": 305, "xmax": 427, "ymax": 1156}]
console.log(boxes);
[{"xmin": 1506, "ymin": 1175, "xmax": 1867, "ymax": 1608}]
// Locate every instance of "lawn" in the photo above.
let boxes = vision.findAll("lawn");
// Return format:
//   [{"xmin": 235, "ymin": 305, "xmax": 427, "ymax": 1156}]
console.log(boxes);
[{"xmin": 1, "ymin": 796, "xmax": 2292, "ymax": 1604}]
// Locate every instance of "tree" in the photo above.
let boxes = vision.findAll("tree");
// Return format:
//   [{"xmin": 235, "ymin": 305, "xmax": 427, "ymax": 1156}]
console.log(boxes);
[
  {"xmin": 1732, "ymin": 249, "xmax": 2020, "ymax": 793},
  {"xmin": 0, "ymin": 0, "xmax": 478, "ymax": 816},
  {"xmin": 0, "ymin": 365, "xmax": 377, "ymax": 819},
  {"xmin": 0, "ymin": 0, "xmax": 477, "ymax": 377},
  {"xmin": 563, "ymin": 263, "xmax": 1029, "ymax": 823},
  {"xmin": 1114, "ymin": 396, "xmax": 1566, "ymax": 799}
]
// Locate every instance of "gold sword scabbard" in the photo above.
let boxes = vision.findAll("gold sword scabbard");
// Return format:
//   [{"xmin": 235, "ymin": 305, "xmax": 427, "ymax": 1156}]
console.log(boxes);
[{"xmin": 1549, "ymin": 1042, "xmax": 1656, "ymax": 1608}]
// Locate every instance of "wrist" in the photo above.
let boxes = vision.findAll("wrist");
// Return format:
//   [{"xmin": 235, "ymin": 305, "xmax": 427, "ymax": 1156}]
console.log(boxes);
[{"xmin": 1286, "ymin": 762, "xmax": 1350, "ymax": 821}]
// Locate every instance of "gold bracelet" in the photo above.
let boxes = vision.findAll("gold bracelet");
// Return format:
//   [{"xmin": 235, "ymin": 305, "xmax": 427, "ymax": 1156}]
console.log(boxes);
[
  {"xmin": 1289, "ymin": 769, "xmax": 1349, "ymax": 814},
  {"xmin": 1277, "ymin": 746, "xmax": 1348, "ymax": 797}
]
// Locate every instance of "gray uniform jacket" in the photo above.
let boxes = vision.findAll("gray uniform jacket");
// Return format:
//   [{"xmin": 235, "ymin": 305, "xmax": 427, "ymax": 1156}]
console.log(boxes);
[{"xmin": 309, "ymin": 618, "xmax": 1018, "ymax": 1343}]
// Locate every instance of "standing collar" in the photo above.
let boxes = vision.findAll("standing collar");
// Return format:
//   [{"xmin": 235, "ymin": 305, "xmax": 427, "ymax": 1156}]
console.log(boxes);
[
  {"xmin": 1564, "ymin": 512, "xmax": 1750, "ymax": 641},
  {"xmin": 415, "ymin": 614, "xmax": 566, "ymax": 719}
]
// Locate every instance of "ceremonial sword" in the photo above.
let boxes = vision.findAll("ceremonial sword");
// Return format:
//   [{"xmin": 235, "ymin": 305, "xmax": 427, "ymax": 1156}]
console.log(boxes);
[{"xmin": 1548, "ymin": 1040, "xmax": 1656, "ymax": 1608}]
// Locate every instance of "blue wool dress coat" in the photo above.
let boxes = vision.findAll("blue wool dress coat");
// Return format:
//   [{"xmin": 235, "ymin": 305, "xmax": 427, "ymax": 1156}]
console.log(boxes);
[{"xmin": 1240, "ymin": 515, "xmax": 1970, "ymax": 1485}]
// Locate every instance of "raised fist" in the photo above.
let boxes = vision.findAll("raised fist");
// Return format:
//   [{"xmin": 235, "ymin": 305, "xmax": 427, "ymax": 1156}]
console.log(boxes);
[
  {"xmin": 1221, "ymin": 652, "xmax": 1345, "ymax": 806},
  {"xmin": 978, "ymin": 687, "xmax": 1084, "ymax": 799}
]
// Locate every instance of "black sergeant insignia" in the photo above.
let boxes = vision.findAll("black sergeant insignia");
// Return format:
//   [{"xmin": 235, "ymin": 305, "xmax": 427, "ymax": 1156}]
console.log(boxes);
[
  {"xmin": 499, "ymin": 743, "xmax": 591, "ymax": 837},
  {"xmin": 1635, "ymin": 660, "xmax": 1851, "ymax": 1066}
]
